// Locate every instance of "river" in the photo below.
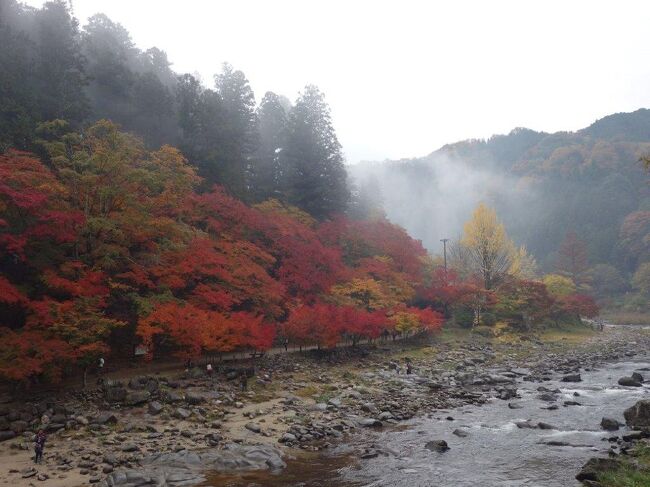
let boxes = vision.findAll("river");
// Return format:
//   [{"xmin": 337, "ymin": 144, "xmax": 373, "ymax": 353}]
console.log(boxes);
[{"xmin": 206, "ymin": 355, "xmax": 650, "ymax": 487}]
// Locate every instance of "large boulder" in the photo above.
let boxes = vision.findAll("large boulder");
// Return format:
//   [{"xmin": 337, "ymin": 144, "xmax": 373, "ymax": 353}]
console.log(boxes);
[
  {"xmin": 618, "ymin": 377, "xmax": 642, "ymax": 387},
  {"xmin": 600, "ymin": 417, "xmax": 620, "ymax": 431},
  {"xmin": 104, "ymin": 387, "xmax": 128, "ymax": 403},
  {"xmin": 624, "ymin": 400, "xmax": 650, "ymax": 428}
]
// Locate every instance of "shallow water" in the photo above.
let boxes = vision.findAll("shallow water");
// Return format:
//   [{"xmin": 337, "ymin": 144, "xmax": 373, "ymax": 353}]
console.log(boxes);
[{"xmin": 206, "ymin": 358, "xmax": 650, "ymax": 487}]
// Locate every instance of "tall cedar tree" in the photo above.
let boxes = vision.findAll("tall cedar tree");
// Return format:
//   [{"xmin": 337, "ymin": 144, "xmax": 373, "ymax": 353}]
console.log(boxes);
[
  {"xmin": 214, "ymin": 63, "xmax": 259, "ymax": 200},
  {"xmin": 283, "ymin": 85, "xmax": 350, "ymax": 219}
]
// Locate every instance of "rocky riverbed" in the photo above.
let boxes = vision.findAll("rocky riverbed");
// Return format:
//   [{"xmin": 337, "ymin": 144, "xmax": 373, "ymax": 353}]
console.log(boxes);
[{"xmin": 1, "ymin": 325, "xmax": 649, "ymax": 487}]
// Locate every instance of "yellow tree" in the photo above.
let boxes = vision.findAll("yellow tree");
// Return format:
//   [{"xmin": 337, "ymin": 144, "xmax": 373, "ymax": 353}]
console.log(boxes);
[
  {"xmin": 543, "ymin": 274, "xmax": 576, "ymax": 298},
  {"xmin": 461, "ymin": 203, "xmax": 514, "ymax": 289},
  {"xmin": 509, "ymin": 245, "xmax": 538, "ymax": 280}
]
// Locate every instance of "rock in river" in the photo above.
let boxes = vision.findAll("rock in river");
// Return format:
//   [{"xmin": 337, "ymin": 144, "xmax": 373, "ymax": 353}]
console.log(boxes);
[
  {"xmin": 624, "ymin": 400, "xmax": 650, "ymax": 428},
  {"xmin": 618, "ymin": 377, "xmax": 642, "ymax": 387},
  {"xmin": 561, "ymin": 374, "xmax": 581, "ymax": 382},
  {"xmin": 425, "ymin": 440, "xmax": 449, "ymax": 452},
  {"xmin": 600, "ymin": 417, "xmax": 620, "ymax": 431}
]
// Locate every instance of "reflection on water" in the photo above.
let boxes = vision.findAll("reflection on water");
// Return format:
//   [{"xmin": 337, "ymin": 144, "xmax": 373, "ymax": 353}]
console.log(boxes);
[
  {"xmin": 204, "ymin": 447, "xmax": 362, "ymax": 487},
  {"xmin": 204, "ymin": 360, "xmax": 650, "ymax": 487}
]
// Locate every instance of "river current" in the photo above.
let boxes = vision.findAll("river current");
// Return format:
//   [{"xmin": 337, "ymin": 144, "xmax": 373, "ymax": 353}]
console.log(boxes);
[{"xmin": 207, "ymin": 355, "xmax": 650, "ymax": 487}]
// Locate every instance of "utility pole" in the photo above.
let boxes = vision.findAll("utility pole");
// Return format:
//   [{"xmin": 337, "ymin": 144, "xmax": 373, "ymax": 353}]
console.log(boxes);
[{"xmin": 440, "ymin": 238, "xmax": 449, "ymax": 271}]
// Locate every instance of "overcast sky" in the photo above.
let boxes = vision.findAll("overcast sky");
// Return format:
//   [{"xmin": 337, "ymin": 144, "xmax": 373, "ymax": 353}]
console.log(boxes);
[{"xmin": 24, "ymin": 0, "xmax": 650, "ymax": 163}]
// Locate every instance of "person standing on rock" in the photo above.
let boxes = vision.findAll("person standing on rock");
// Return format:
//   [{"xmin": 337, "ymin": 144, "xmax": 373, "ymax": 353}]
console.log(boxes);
[
  {"xmin": 34, "ymin": 429, "xmax": 46, "ymax": 464},
  {"xmin": 206, "ymin": 363, "xmax": 213, "ymax": 379},
  {"xmin": 406, "ymin": 358, "xmax": 413, "ymax": 375}
]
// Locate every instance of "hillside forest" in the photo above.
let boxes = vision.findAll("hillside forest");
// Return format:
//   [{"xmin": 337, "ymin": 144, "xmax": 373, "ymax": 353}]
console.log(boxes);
[{"xmin": 1, "ymin": 0, "xmax": 641, "ymax": 386}]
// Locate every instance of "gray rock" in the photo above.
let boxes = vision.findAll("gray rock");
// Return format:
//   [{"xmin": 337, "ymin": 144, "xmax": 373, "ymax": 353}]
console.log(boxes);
[
  {"xmin": 516, "ymin": 421, "xmax": 537, "ymax": 429},
  {"xmin": 93, "ymin": 412, "xmax": 118, "ymax": 425},
  {"xmin": 452, "ymin": 428, "xmax": 469, "ymax": 438},
  {"xmin": 148, "ymin": 401, "xmax": 163, "ymax": 415},
  {"xmin": 497, "ymin": 388, "xmax": 517, "ymax": 400},
  {"xmin": 185, "ymin": 392, "xmax": 206, "ymax": 405},
  {"xmin": 538, "ymin": 393, "xmax": 557, "ymax": 402},
  {"xmin": 600, "ymin": 417, "xmax": 620, "ymax": 431},
  {"xmin": 245, "ymin": 423, "xmax": 261, "ymax": 433},
  {"xmin": 164, "ymin": 391, "xmax": 184, "ymax": 404},
  {"xmin": 359, "ymin": 418, "xmax": 382, "ymax": 428},
  {"xmin": 121, "ymin": 443, "xmax": 139, "ymax": 452},
  {"xmin": 173, "ymin": 408, "xmax": 191, "ymax": 420},
  {"xmin": 561, "ymin": 374, "xmax": 581, "ymax": 382},
  {"xmin": 424, "ymin": 440, "xmax": 449, "ymax": 452},
  {"xmin": 46, "ymin": 422, "xmax": 64, "ymax": 432},
  {"xmin": 327, "ymin": 397, "xmax": 342, "ymax": 408},
  {"xmin": 632, "ymin": 372, "xmax": 644, "ymax": 383},
  {"xmin": 124, "ymin": 391, "xmax": 150, "ymax": 406},
  {"xmin": 278, "ymin": 432, "xmax": 297, "ymax": 443},
  {"xmin": 624, "ymin": 400, "xmax": 650, "ymax": 428},
  {"xmin": 537, "ymin": 422, "xmax": 555, "ymax": 430},
  {"xmin": 618, "ymin": 377, "xmax": 642, "ymax": 387},
  {"xmin": 104, "ymin": 387, "xmax": 127, "ymax": 403}
]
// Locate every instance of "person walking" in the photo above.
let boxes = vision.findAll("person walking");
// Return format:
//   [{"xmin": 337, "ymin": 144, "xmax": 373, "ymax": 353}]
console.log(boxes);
[{"xmin": 34, "ymin": 429, "xmax": 46, "ymax": 464}]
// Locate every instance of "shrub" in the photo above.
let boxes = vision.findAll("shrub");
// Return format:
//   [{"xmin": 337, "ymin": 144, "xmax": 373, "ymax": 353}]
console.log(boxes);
[
  {"xmin": 454, "ymin": 308, "xmax": 474, "ymax": 328},
  {"xmin": 481, "ymin": 312, "xmax": 497, "ymax": 326}
]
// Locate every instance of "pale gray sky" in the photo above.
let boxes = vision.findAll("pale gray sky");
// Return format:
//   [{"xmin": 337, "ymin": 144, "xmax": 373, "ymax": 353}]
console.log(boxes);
[{"xmin": 24, "ymin": 0, "xmax": 650, "ymax": 163}]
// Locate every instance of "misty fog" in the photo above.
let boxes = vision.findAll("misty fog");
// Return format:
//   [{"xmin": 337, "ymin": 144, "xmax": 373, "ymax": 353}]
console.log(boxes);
[{"xmin": 350, "ymin": 152, "xmax": 538, "ymax": 254}]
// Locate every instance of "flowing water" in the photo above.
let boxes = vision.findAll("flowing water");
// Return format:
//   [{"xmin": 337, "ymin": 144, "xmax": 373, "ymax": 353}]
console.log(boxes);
[{"xmin": 206, "ymin": 357, "xmax": 650, "ymax": 487}]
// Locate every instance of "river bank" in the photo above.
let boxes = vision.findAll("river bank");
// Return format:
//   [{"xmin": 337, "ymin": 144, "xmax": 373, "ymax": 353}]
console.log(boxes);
[{"xmin": 0, "ymin": 324, "xmax": 648, "ymax": 487}]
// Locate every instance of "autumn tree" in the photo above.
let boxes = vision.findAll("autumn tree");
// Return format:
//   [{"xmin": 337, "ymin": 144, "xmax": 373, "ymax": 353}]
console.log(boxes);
[
  {"xmin": 461, "ymin": 203, "xmax": 514, "ymax": 289},
  {"xmin": 556, "ymin": 231, "xmax": 589, "ymax": 284}
]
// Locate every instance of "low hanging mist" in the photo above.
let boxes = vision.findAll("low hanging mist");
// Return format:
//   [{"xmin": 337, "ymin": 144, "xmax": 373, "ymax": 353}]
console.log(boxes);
[{"xmin": 350, "ymin": 152, "xmax": 538, "ymax": 255}]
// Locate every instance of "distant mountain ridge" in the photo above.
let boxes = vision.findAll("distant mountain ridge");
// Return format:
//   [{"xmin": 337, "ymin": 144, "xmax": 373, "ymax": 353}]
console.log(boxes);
[{"xmin": 351, "ymin": 109, "xmax": 650, "ymax": 275}]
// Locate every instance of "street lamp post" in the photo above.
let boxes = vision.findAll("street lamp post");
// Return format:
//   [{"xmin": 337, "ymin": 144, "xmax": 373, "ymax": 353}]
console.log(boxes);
[{"xmin": 440, "ymin": 238, "xmax": 449, "ymax": 271}]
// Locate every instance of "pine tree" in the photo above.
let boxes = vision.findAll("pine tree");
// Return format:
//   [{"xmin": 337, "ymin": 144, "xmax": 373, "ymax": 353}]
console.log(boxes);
[{"xmin": 283, "ymin": 85, "xmax": 349, "ymax": 219}]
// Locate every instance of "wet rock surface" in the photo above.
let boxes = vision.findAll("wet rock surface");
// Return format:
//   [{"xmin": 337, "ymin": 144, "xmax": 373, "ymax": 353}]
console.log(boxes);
[{"xmin": 1, "ymin": 325, "xmax": 650, "ymax": 487}]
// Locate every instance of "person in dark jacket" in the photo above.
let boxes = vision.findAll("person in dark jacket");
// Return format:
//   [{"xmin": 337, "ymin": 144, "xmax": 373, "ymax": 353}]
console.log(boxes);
[{"xmin": 34, "ymin": 429, "xmax": 46, "ymax": 464}]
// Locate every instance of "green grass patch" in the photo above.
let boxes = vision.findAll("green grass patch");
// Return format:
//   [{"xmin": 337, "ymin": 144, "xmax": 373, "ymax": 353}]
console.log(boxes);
[
  {"xmin": 538, "ymin": 322, "xmax": 597, "ymax": 344},
  {"xmin": 295, "ymin": 385, "xmax": 319, "ymax": 398},
  {"xmin": 598, "ymin": 445, "xmax": 650, "ymax": 486}
]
